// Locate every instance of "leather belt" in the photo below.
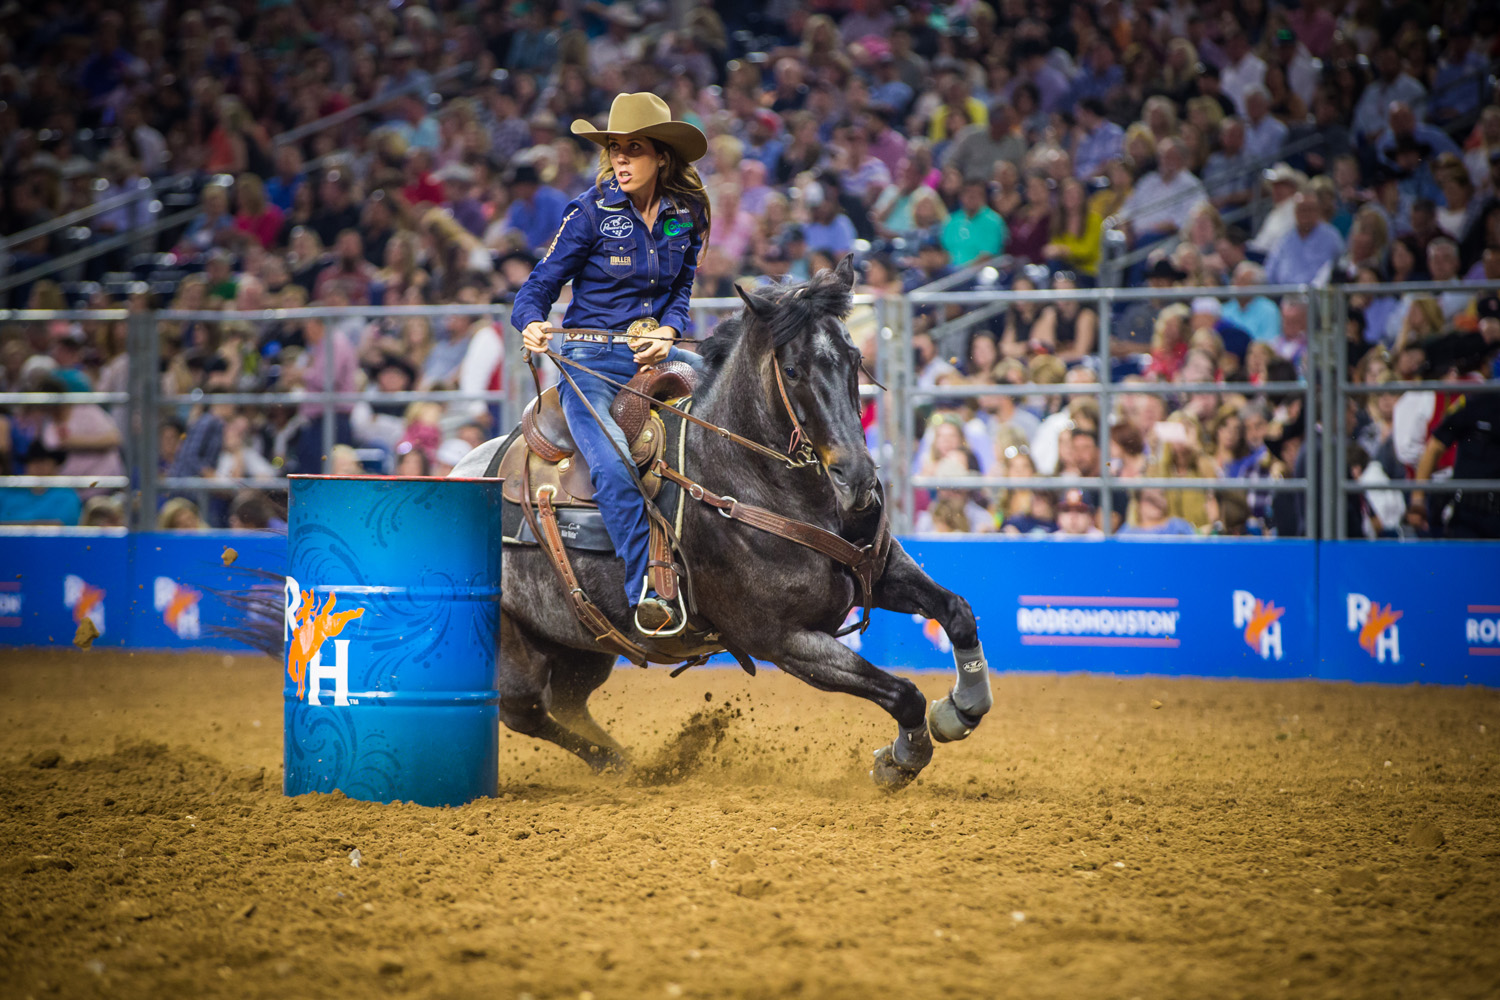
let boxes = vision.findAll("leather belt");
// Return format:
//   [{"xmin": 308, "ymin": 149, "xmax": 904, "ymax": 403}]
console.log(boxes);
[{"xmin": 564, "ymin": 330, "xmax": 634, "ymax": 344}]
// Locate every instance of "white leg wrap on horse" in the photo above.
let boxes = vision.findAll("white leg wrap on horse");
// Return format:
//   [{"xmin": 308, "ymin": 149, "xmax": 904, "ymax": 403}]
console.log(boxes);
[
  {"xmin": 951, "ymin": 643, "xmax": 992, "ymax": 718},
  {"xmin": 929, "ymin": 643, "xmax": 992, "ymax": 744},
  {"xmin": 890, "ymin": 722, "xmax": 933, "ymax": 770},
  {"xmin": 871, "ymin": 722, "xmax": 933, "ymax": 789}
]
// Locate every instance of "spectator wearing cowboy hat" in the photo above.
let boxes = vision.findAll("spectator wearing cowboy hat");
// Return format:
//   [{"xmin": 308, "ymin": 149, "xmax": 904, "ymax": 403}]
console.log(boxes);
[
  {"xmin": 352, "ymin": 352, "xmax": 420, "ymax": 454},
  {"xmin": 1115, "ymin": 257, "xmax": 1187, "ymax": 357},
  {"xmin": 1250, "ymin": 163, "xmax": 1308, "ymax": 255},
  {"xmin": 1389, "ymin": 136, "xmax": 1444, "ymax": 207}
]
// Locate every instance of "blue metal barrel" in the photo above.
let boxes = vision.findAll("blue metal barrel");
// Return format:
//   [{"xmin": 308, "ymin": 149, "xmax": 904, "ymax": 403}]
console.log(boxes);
[{"xmin": 283, "ymin": 475, "xmax": 504, "ymax": 806}]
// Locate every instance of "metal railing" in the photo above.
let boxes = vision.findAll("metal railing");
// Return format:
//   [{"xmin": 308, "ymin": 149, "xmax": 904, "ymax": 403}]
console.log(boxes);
[
  {"xmin": 0, "ymin": 206, "xmax": 202, "ymax": 295},
  {"xmin": 896, "ymin": 280, "xmax": 1320, "ymax": 535},
  {"xmin": 2, "ymin": 280, "xmax": 1497, "ymax": 538},
  {"xmin": 1329, "ymin": 279, "xmax": 1500, "ymax": 540},
  {"xmin": 0, "ymin": 176, "xmax": 165, "ymax": 255}
]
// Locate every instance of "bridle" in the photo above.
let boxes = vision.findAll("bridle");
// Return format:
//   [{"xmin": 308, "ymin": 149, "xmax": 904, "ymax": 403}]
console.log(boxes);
[{"xmin": 770, "ymin": 351, "xmax": 821, "ymax": 469}]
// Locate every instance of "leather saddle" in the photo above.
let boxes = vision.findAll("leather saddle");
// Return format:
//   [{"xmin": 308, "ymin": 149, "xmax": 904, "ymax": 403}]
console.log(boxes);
[{"xmin": 499, "ymin": 361, "xmax": 697, "ymax": 508}]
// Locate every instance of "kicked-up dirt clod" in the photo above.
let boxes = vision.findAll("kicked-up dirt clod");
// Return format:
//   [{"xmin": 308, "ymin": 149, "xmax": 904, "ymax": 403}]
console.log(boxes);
[{"xmin": 1, "ymin": 650, "xmax": 1497, "ymax": 999}]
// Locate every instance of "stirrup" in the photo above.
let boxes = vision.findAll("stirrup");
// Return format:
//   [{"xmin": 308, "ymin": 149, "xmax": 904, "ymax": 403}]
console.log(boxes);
[{"xmin": 633, "ymin": 576, "xmax": 689, "ymax": 638}]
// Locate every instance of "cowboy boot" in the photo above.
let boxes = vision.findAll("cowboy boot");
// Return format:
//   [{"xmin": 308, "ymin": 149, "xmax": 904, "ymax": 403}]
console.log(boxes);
[{"xmin": 633, "ymin": 578, "xmax": 685, "ymax": 636}]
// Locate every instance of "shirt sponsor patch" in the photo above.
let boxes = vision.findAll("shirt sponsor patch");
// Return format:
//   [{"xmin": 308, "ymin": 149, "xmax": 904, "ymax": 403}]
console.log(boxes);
[
  {"xmin": 664, "ymin": 218, "xmax": 693, "ymax": 237},
  {"xmin": 600, "ymin": 215, "xmax": 634, "ymax": 239},
  {"xmin": 610, "ymin": 255, "xmax": 632, "ymax": 266}
]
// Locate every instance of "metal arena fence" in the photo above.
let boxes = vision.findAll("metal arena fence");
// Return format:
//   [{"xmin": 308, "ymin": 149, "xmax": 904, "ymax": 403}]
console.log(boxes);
[{"xmin": 1, "ymin": 279, "xmax": 1497, "ymax": 537}]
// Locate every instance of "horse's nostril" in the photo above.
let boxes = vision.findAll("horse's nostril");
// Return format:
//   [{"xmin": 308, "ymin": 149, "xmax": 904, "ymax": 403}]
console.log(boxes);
[{"xmin": 830, "ymin": 465, "xmax": 850, "ymax": 486}]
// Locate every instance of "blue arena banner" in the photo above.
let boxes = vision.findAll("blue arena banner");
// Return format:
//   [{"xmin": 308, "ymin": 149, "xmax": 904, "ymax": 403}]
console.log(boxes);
[
  {"xmin": 1, "ymin": 528, "xmax": 1495, "ymax": 686},
  {"xmin": 1317, "ymin": 542, "xmax": 1499, "ymax": 686},
  {"xmin": 855, "ymin": 538, "xmax": 1318, "ymax": 678},
  {"xmin": 0, "ymin": 528, "xmax": 131, "ymax": 648},
  {"xmin": 130, "ymin": 531, "xmax": 288, "ymax": 650},
  {"xmin": 0, "ymin": 528, "xmax": 286, "ymax": 650}
]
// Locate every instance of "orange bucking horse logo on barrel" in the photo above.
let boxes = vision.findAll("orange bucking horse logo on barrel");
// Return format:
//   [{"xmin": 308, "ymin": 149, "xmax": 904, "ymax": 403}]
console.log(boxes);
[{"xmin": 285, "ymin": 585, "xmax": 364, "ymax": 701}]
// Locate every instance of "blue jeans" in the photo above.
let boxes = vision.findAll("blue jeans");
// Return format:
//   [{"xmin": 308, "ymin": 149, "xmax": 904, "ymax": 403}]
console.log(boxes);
[{"xmin": 557, "ymin": 342, "xmax": 703, "ymax": 608}]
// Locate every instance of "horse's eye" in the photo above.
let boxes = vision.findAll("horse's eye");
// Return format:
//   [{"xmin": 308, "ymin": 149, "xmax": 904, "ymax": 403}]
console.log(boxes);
[{"xmin": 783, "ymin": 365, "xmax": 799, "ymax": 380}]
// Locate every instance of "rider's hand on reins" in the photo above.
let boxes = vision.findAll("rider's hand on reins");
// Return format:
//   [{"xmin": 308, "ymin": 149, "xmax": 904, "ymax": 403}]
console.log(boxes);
[
  {"xmin": 632, "ymin": 325, "xmax": 675, "ymax": 366},
  {"xmin": 522, "ymin": 321, "xmax": 551, "ymax": 356}
]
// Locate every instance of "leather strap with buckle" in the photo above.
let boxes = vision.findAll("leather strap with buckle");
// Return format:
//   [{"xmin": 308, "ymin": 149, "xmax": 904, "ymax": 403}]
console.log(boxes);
[
  {"xmin": 656, "ymin": 460, "xmax": 890, "ymax": 636},
  {"xmin": 517, "ymin": 459, "xmax": 655, "ymax": 666}
]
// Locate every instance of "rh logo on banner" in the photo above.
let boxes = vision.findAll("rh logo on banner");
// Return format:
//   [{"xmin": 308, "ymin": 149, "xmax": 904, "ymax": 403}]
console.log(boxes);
[
  {"xmin": 1347, "ymin": 593, "xmax": 1402, "ymax": 664},
  {"xmin": 1232, "ymin": 590, "xmax": 1285, "ymax": 661}
]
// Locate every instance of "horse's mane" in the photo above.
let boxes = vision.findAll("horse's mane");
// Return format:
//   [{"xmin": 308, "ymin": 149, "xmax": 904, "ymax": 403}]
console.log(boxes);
[{"xmin": 696, "ymin": 270, "xmax": 854, "ymax": 387}]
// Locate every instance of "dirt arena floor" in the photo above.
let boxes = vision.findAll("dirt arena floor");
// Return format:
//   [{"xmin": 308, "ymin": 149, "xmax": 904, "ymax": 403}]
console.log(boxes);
[{"xmin": 1, "ymin": 650, "xmax": 1497, "ymax": 1000}]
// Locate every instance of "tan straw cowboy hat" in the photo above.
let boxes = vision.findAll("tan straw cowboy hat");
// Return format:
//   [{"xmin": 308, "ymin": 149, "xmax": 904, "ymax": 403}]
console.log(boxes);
[{"xmin": 570, "ymin": 92, "xmax": 708, "ymax": 163}]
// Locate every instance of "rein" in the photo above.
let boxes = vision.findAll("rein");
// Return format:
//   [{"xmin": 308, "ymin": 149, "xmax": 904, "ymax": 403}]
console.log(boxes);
[
  {"xmin": 539, "ymin": 345, "xmax": 821, "ymax": 471},
  {"xmin": 542, "ymin": 324, "xmax": 680, "ymax": 342}
]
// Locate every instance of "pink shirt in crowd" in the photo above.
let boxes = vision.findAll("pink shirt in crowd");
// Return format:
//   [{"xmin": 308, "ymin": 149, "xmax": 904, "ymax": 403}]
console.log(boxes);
[
  {"xmin": 297, "ymin": 334, "xmax": 358, "ymax": 419},
  {"xmin": 42, "ymin": 403, "xmax": 125, "ymax": 497}
]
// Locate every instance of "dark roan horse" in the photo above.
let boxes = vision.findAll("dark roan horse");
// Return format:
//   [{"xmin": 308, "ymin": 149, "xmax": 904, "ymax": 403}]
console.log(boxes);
[{"xmin": 451, "ymin": 256, "xmax": 993, "ymax": 789}]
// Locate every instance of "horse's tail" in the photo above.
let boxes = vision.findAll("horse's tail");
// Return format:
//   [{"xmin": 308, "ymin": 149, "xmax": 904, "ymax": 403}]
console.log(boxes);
[{"xmin": 207, "ymin": 545, "xmax": 288, "ymax": 661}]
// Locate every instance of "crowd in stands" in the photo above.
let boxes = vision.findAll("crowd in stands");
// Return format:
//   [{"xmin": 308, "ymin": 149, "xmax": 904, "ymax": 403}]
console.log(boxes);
[{"xmin": 1, "ymin": 0, "xmax": 1498, "ymax": 537}]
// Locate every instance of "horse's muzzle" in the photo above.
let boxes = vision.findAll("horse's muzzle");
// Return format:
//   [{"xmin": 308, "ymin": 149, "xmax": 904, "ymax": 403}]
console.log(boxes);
[{"xmin": 830, "ymin": 464, "xmax": 878, "ymax": 512}]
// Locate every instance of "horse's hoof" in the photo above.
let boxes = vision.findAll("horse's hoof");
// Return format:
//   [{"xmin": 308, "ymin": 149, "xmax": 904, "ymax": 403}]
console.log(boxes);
[
  {"xmin": 929, "ymin": 694, "xmax": 981, "ymax": 743},
  {"xmin": 870, "ymin": 745, "xmax": 921, "ymax": 791},
  {"xmin": 584, "ymin": 748, "xmax": 630, "ymax": 775}
]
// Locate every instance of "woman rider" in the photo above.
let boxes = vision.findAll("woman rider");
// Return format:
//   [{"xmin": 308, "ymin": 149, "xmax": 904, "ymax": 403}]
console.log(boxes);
[{"xmin": 512, "ymin": 93, "xmax": 710, "ymax": 637}]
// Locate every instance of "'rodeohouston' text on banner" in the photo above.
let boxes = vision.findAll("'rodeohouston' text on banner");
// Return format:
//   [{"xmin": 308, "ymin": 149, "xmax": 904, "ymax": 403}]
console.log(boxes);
[{"xmin": 858, "ymin": 538, "xmax": 1496, "ymax": 685}]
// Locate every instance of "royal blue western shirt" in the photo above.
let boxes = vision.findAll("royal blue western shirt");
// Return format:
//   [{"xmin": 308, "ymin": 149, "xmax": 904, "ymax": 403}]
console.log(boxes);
[{"xmin": 510, "ymin": 178, "xmax": 704, "ymax": 336}]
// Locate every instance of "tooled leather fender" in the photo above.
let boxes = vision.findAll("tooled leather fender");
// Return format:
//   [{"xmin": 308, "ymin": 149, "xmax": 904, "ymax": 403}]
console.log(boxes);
[{"xmin": 611, "ymin": 361, "xmax": 697, "ymax": 442}]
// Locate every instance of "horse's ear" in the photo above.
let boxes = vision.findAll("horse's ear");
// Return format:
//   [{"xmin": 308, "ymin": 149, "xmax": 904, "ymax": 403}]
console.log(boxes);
[
  {"xmin": 833, "ymin": 253, "xmax": 856, "ymax": 290},
  {"xmin": 734, "ymin": 282, "xmax": 773, "ymax": 321}
]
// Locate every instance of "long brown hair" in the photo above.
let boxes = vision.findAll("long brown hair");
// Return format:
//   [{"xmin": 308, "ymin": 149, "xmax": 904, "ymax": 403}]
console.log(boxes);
[{"xmin": 595, "ymin": 138, "xmax": 712, "ymax": 250}]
